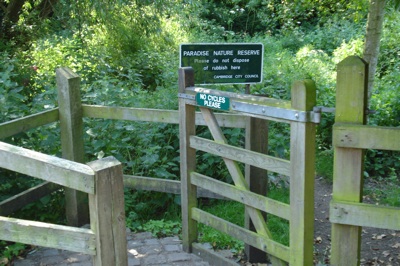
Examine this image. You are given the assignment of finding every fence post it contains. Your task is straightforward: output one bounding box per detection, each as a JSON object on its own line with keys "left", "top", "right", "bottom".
{"left": 87, "top": 156, "right": 127, "bottom": 266}
{"left": 245, "top": 116, "right": 268, "bottom": 263}
{"left": 330, "top": 56, "right": 367, "bottom": 265}
{"left": 179, "top": 67, "right": 197, "bottom": 252}
{"left": 56, "top": 67, "right": 89, "bottom": 226}
{"left": 289, "top": 79, "right": 316, "bottom": 265}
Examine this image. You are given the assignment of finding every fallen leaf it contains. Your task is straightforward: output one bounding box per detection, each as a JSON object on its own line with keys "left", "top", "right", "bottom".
{"left": 392, "top": 243, "right": 400, "bottom": 248}
{"left": 372, "top": 234, "right": 387, "bottom": 240}
{"left": 383, "top": 250, "right": 390, "bottom": 257}
{"left": 315, "top": 236, "right": 322, "bottom": 244}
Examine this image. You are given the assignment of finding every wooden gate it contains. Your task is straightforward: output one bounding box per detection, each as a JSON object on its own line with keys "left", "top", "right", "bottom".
{"left": 178, "top": 67, "right": 319, "bottom": 265}
{"left": 330, "top": 56, "right": 400, "bottom": 265}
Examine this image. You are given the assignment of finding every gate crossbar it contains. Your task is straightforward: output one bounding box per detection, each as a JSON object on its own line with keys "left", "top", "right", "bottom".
{"left": 180, "top": 86, "right": 319, "bottom": 123}
{"left": 191, "top": 172, "right": 290, "bottom": 220}
{"left": 189, "top": 136, "right": 290, "bottom": 177}
{"left": 191, "top": 208, "right": 290, "bottom": 261}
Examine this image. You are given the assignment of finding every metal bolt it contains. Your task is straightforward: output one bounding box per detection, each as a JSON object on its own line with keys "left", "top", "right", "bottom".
{"left": 295, "top": 113, "right": 299, "bottom": 119}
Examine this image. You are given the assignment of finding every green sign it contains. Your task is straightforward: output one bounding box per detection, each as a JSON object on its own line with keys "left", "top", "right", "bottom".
{"left": 180, "top": 43, "right": 263, "bottom": 85}
{"left": 196, "top": 93, "right": 230, "bottom": 111}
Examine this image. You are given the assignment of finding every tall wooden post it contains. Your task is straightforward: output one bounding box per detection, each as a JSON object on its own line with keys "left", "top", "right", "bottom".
{"left": 88, "top": 156, "right": 127, "bottom": 266}
{"left": 245, "top": 117, "right": 269, "bottom": 263}
{"left": 330, "top": 56, "right": 367, "bottom": 265}
{"left": 56, "top": 67, "right": 89, "bottom": 226}
{"left": 179, "top": 67, "right": 197, "bottom": 252}
{"left": 289, "top": 79, "right": 316, "bottom": 265}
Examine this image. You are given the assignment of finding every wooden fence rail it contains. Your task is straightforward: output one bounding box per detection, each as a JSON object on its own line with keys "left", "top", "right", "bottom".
{"left": 0, "top": 141, "right": 127, "bottom": 265}
{"left": 0, "top": 109, "right": 59, "bottom": 139}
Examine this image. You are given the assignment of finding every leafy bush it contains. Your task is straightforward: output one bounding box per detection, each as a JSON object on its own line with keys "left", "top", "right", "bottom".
{"left": 0, "top": 53, "right": 30, "bottom": 122}
{"left": 0, "top": 2, "right": 399, "bottom": 262}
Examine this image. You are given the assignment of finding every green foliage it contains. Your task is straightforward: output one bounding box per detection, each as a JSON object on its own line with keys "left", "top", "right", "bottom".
{"left": 0, "top": 242, "right": 26, "bottom": 263}
{"left": 364, "top": 174, "right": 400, "bottom": 207}
{"left": 0, "top": 52, "right": 30, "bottom": 122}
{"left": 142, "top": 219, "right": 182, "bottom": 238}
{"left": 198, "top": 200, "right": 245, "bottom": 252}
{"left": 316, "top": 148, "right": 334, "bottom": 181}
{"left": 194, "top": 0, "right": 368, "bottom": 39}
{"left": 0, "top": 0, "right": 399, "bottom": 260}
{"left": 198, "top": 183, "right": 290, "bottom": 252}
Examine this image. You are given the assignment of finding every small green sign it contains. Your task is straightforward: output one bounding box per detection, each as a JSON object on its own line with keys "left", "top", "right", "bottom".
{"left": 196, "top": 93, "right": 230, "bottom": 111}
{"left": 180, "top": 43, "right": 263, "bottom": 85}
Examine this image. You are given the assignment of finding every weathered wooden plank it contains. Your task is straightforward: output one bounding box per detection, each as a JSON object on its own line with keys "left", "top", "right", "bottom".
{"left": 0, "top": 141, "right": 94, "bottom": 193}
{"left": 124, "top": 175, "right": 181, "bottom": 193}
{"left": 190, "top": 136, "right": 290, "bottom": 176}
{"left": 191, "top": 208, "right": 290, "bottom": 262}
{"left": 330, "top": 201, "right": 400, "bottom": 230}
{"left": 88, "top": 157, "right": 128, "bottom": 266}
{"left": 179, "top": 67, "right": 198, "bottom": 253}
{"left": 334, "top": 124, "right": 400, "bottom": 151}
{"left": 0, "top": 182, "right": 60, "bottom": 216}
{"left": 0, "top": 216, "right": 95, "bottom": 254}
{"left": 191, "top": 172, "right": 290, "bottom": 220}
{"left": 82, "top": 105, "right": 246, "bottom": 128}
{"left": 192, "top": 242, "right": 240, "bottom": 266}
{"left": 123, "top": 175, "right": 223, "bottom": 199}
{"left": 331, "top": 56, "right": 367, "bottom": 266}
{"left": 57, "top": 67, "right": 89, "bottom": 226}
{"left": 245, "top": 115, "right": 269, "bottom": 263}
{"left": 289, "top": 79, "right": 316, "bottom": 266}
{"left": 0, "top": 109, "right": 59, "bottom": 139}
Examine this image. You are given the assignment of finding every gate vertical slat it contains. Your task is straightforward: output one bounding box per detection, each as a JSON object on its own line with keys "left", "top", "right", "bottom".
{"left": 179, "top": 67, "right": 198, "bottom": 252}
{"left": 245, "top": 117, "right": 268, "bottom": 263}
{"left": 289, "top": 80, "right": 316, "bottom": 266}
{"left": 56, "top": 67, "right": 89, "bottom": 226}
{"left": 330, "top": 56, "right": 368, "bottom": 265}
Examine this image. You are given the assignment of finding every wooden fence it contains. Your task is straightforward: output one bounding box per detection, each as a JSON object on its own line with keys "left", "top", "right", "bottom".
{"left": 330, "top": 56, "right": 400, "bottom": 265}
{"left": 0, "top": 66, "right": 320, "bottom": 265}
{"left": 178, "top": 67, "right": 319, "bottom": 265}
{"left": 0, "top": 68, "right": 127, "bottom": 265}
{"left": 2, "top": 57, "right": 397, "bottom": 265}
{"left": 0, "top": 143, "right": 127, "bottom": 265}
{"left": 0, "top": 67, "right": 248, "bottom": 265}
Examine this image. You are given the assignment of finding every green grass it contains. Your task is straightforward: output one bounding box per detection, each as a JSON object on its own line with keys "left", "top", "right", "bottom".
{"left": 364, "top": 180, "right": 400, "bottom": 207}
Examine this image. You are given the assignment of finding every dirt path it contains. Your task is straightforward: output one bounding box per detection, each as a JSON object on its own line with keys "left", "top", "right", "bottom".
{"left": 314, "top": 177, "right": 400, "bottom": 265}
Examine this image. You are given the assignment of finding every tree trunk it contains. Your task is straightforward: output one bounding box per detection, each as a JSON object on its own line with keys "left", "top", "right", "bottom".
{"left": 5, "top": 0, "right": 25, "bottom": 23}
{"left": 363, "top": 0, "right": 386, "bottom": 104}
{"left": 37, "top": 0, "right": 59, "bottom": 19}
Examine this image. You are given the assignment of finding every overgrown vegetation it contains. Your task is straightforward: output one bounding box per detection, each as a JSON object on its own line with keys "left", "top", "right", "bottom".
{"left": 0, "top": 0, "right": 399, "bottom": 262}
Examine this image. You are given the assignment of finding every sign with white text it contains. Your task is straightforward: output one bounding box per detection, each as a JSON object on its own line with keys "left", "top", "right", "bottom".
{"left": 196, "top": 93, "right": 230, "bottom": 111}
{"left": 180, "top": 43, "right": 263, "bottom": 85}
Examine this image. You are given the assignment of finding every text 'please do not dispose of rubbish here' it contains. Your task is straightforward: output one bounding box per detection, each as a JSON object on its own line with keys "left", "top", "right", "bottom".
{"left": 180, "top": 43, "right": 263, "bottom": 85}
